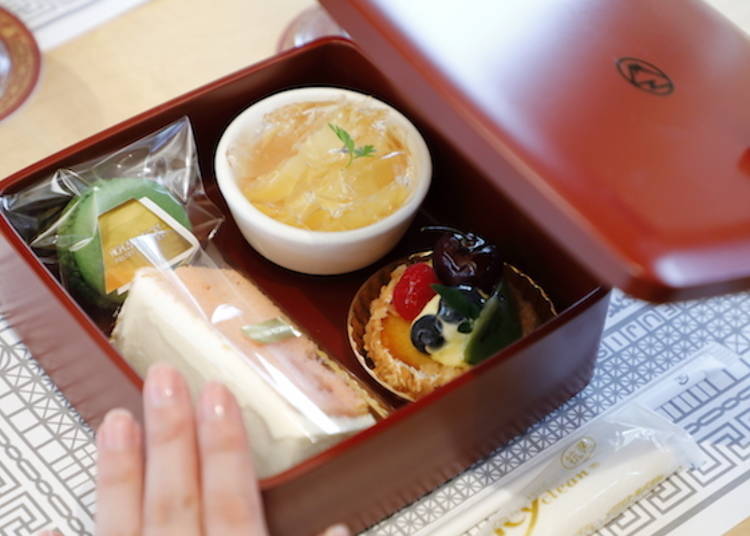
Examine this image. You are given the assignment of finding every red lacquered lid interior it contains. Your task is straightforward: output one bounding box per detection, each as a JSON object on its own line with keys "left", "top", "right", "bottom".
{"left": 320, "top": 0, "right": 750, "bottom": 302}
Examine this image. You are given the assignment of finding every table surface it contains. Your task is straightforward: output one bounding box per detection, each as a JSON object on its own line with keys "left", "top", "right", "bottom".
{"left": 0, "top": 0, "right": 317, "bottom": 179}
{"left": 1, "top": 1, "right": 750, "bottom": 535}
{"left": 0, "top": 0, "right": 747, "bottom": 181}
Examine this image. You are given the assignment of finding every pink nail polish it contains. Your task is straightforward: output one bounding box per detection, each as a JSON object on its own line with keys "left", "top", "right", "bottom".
{"left": 98, "top": 409, "right": 136, "bottom": 451}
{"left": 146, "top": 364, "right": 178, "bottom": 407}
{"left": 201, "top": 382, "right": 230, "bottom": 420}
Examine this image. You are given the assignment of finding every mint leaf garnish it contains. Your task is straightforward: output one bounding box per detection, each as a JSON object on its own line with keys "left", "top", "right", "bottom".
{"left": 328, "top": 123, "right": 376, "bottom": 166}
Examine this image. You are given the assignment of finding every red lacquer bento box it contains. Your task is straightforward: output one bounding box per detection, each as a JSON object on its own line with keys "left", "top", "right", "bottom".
{"left": 0, "top": 39, "right": 607, "bottom": 533}
{"left": 1, "top": 0, "right": 748, "bottom": 533}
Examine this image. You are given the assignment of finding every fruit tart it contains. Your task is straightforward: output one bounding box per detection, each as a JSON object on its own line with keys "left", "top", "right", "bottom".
{"left": 349, "top": 227, "right": 557, "bottom": 400}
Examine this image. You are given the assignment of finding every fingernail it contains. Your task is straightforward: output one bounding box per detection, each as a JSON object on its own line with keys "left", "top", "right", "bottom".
{"left": 200, "top": 382, "right": 230, "bottom": 421}
{"left": 321, "top": 524, "right": 351, "bottom": 536}
{"left": 97, "top": 409, "right": 137, "bottom": 450}
{"left": 37, "top": 530, "right": 61, "bottom": 536}
{"left": 146, "top": 364, "right": 179, "bottom": 407}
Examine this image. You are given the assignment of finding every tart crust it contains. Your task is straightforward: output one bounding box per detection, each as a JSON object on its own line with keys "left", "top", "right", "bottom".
{"left": 362, "top": 262, "right": 556, "bottom": 400}
{"left": 363, "top": 264, "right": 467, "bottom": 400}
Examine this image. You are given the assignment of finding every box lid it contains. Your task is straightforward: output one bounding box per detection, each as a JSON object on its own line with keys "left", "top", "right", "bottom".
{"left": 320, "top": 0, "right": 750, "bottom": 302}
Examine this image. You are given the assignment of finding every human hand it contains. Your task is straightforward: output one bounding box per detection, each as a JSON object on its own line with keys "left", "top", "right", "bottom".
{"left": 89, "top": 363, "right": 350, "bottom": 536}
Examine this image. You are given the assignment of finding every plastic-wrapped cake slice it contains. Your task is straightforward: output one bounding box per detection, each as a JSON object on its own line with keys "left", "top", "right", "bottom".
{"left": 112, "top": 265, "right": 388, "bottom": 478}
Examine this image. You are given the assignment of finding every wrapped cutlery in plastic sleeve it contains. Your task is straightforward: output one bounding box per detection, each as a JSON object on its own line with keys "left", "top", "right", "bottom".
{"left": 476, "top": 404, "right": 703, "bottom": 536}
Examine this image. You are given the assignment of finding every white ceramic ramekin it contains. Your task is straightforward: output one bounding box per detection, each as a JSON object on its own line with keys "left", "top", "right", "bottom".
{"left": 214, "top": 87, "right": 432, "bottom": 274}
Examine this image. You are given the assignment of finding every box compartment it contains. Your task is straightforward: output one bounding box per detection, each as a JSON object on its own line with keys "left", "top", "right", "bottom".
{"left": 0, "top": 39, "right": 609, "bottom": 534}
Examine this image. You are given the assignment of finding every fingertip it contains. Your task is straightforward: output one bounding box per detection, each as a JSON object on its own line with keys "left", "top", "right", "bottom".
{"left": 200, "top": 382, "right": 229, "bottom": 419}
{"left": 146, "top": 361, "right": 176, "bottom": 375}
{"left": 320, "top": 523, "right": 351, "bottom": 536}
{"left": 145, "top": 362, "right": 178, "bottom": 389}
{"left": 199, "top": 382, "right": 242, "bottom": 422}
{"left": 95, "top": 412, "right": 144, "bottom": 535}
{"left": 198, "top": 383, "right": 265, "bottom": 534}
{"left": 97, "top": 408, "right": 139, "bottom": 451}
{"left": 144, "top": 363, "right": 185, "bottom": 408}
{"left": 198, "top": 383, "right": 249, "bottom": 459}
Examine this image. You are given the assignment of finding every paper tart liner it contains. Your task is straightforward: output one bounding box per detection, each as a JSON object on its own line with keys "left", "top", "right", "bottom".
{"left": 348, "top": 251, "right": 557, "bottom": 401}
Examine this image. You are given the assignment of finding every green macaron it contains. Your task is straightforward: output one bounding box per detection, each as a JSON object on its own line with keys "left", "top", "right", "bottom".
{"left": 57, "top": 178, "right": 191, "bottom": 308}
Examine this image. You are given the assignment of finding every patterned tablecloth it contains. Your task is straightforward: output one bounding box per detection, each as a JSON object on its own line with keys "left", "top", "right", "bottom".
{"left": 1, "top": 288, "right": 750, "bottom": 536}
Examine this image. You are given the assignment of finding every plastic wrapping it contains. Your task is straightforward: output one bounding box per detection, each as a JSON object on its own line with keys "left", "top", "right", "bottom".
{"left": 474, "top": 404, "right": 703, "bottom": 536}
{"left": 1, "top": 117, "right": 388, "bottom": 478}
{"left": 111, "top": 245, "right": 388, "bottom": 477}
{"left": 1, "top": 117, "right": 223, "bottom": 313}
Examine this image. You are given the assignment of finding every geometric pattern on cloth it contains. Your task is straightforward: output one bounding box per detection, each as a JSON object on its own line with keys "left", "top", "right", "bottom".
{"left": 2, "top": 288, "right": 750, "bottom": 535}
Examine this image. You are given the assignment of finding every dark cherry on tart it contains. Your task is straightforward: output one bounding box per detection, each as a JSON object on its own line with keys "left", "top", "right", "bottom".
{"left": 350, "top": 228, "right": 557, "bottom": 401}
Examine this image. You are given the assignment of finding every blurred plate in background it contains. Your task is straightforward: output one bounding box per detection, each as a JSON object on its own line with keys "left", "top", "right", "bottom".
{"left": 0, "top": 6, "right": 40, "bottom": 121}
